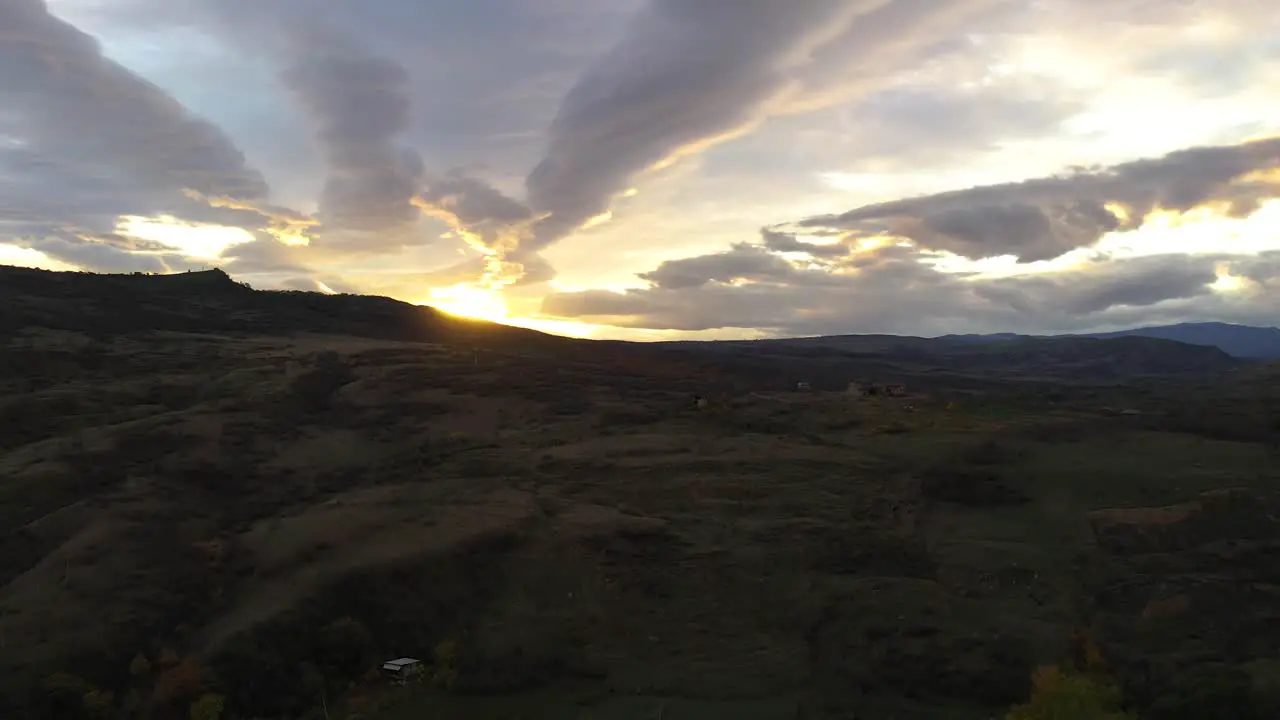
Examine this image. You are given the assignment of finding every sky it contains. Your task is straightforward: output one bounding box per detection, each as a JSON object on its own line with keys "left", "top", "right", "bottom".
{"left": 2, "top": 0, "right": 1279, "bottom": 340}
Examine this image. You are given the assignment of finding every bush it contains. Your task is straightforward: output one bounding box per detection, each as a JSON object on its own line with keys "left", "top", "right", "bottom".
{"left": 1145, "top": 665, "right": 1272, "bottom": 720}
{"left": 1004, "top": 666, "right": 1133, "bottom": 720}
{"left": 287, "top": 352, "right": 354, "bottom": 413}
{"left": 921, "top": 465, "right": 1028, "bottom": 506}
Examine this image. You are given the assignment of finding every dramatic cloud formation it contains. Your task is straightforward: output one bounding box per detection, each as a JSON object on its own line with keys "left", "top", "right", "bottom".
{"left": 541, "top": 134, "right": 1280, "bottom": 336}
{"left": 278, "top": 28, "right": 425, "bottom": 238}
{"left": 788, "top": 137, "right": 1280, "bottom": 263}
{"left": 5, "top": 0, "right": 1280, "bottom": 337}
{"left": 541, "top": 242, "right": 1280, "bottom": 337}
{"left": 162, "top": 0, "right": 430, "bottom": 246}
{"left": 524, "top": 0, "right": 863, "bottom": 247}
{"left": 0, "top": 0, "right": 284, "bottom": 271}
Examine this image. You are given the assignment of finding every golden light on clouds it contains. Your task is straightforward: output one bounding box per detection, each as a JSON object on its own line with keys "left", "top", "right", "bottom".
{"left": 1098, "top": 198, "right": 1280, "bottom": 257}
{"left": 1210, "top": 263, "right": 1249, "bottom": 293}
{"left": 581, "top": 210, "right": 614, "bottom": 231}
{"left": 0, "top": 243, "right": 76, "bottom": 271}
{"left": 115, "top": 215, "right": 256, "bottom": 260}
{"left": 182, "top": 190, "right": 316, "bottom": 247}
{"left": 1103, "top": 202, "right": 1132, "bottom": 225}
{"left": 925, "top": 198, "right": 1280, "bottom": 280}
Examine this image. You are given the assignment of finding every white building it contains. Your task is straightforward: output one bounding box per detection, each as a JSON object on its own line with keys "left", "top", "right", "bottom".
{"left": 381, "top": 657, "right": 421, "bottom": 685}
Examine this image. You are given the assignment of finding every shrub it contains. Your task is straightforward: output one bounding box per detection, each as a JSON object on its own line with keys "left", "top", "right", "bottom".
{"left": 1004, "top": 666, "right": 1133, "bottom": 720}
{"left": 921, "top": 465, "right": 1028, "bottom": 506}
{"left": 287, "top": 352, "right": 354, "bottom": 413}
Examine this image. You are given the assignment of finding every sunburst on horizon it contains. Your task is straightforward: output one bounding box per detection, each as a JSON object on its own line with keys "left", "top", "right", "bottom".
{"left": 419, "top": 282, "right": 603, "bottom": 338}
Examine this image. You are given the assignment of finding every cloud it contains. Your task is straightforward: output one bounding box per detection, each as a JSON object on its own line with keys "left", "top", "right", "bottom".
{"left": 788, "top": 136, "right": 1280, "bottom": 262}
{"left": 540, "top": 243, "right": 1235, "bottom": 336}
{"left": 542, "top": 136, "right": 1280, "bottom": 336}
{"left": 160, "top": 0, "right": 428, "bottom": 244}
{"left": 760, "top": 229, "right": 848, "bottom": 258}
{"left": 415, "top": 171, "right": 534, "bottom": 251}
{"left": 522, "top": 0, "right": 880, "bottom": 249}
{"left": 971, "top": 254, "right": 1219, "bottom": 316}
{"left": 638, "top": 242, "right": 803, "bottom": 289}
{"left": 276, "top": 24, "right": 425, "bottom": 237}
{"left": 785, "top": 0, "right": 1011, "bottom": 111}
{"left": 0, "top": 0, "right": 274, "bottom": 248}
{"left": 14, "top": 234, "right": 196, "bottom": 274}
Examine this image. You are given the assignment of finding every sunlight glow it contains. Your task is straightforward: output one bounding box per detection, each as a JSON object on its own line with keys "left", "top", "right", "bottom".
{"left": 1210, "top": 263, "right": 1249, "bottom": 293}
{"left": 427, "top": 283, "right": 511, "bottom": 323}
{"left": 581, "top": 210, "right": 614, "bottom": 231}
{"left": 923, "top": 198, "right": 1280, "bottom": 279}
{"left": 420, "top": 282, "right": 605, "bottom": 338}
{"left": 116, "top": 215, "right": 255, "bottom": 260}
{"left": 0, "top": 243, "right": 77, "bottom": 271}
{"left": 1096, "top": 199, "right": 1280, "bottom": 257}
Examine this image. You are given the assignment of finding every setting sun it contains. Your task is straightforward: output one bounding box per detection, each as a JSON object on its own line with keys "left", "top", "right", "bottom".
{"left": 420, "top": 282, "right": 608, "bottom": 338}
{"left": 425, "top": 283, "right": 510, "bottom": 322}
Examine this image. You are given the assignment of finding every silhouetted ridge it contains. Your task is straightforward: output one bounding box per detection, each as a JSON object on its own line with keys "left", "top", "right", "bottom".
{"left": 0, "top": 265, "right": 557, "bottom": 348}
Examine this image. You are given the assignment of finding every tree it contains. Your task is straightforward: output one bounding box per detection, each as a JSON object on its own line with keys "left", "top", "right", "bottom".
{"left": 153, "top": 660, "right": 204, "bottom": 709}
{"left": 189, "top": 693, "right": 225, "bottom": 720}
{"left": 129, "top": 652, "right": 152, "bottom": 679}
{"left": 41, "top": 673, "right": 96, "bottom": 720}
{"left": 81, "top": 689, "right": 114, "bottom": 720}
{"left": 430, "top": 640, "right": 458, "bottom": 690}
{"left": 1005, "top": 666, "right": 1133, "bottom": 720}
{"left": 317, "top": 617, "right": 375, "bottom": 686}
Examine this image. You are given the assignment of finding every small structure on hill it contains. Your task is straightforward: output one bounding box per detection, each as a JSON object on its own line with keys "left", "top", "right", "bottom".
{"left": 795, "top": 381, "right": 812, "bottom": 392}
{"left": 693, "top": 394, "right": 708, "bottom": 410}
{"left": 885, "top": 384, "right": 907, "bottom": 397}
{"left": 382, "top": 657, "right": 421, "bottom": 685}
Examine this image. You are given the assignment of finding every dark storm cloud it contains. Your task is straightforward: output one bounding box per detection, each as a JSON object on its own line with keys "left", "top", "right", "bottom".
{"left": 0, "top": 0, "right": 276, "bottom": 247}
{"left": 790, "top": 136, "right": 1280, "bottom": 262}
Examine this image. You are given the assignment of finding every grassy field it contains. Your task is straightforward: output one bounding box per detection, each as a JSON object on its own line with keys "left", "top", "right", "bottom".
{"left": 2, "top": 308, "right": 1279, "bottom": 718}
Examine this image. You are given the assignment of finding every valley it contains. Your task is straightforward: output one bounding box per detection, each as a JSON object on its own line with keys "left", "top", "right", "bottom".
{"left": 1, "top": 268, "right": 1278, "bottom": 719}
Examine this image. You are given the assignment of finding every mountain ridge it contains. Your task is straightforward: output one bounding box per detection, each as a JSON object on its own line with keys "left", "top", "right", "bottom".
{"left": 940, "top": 321, "right": 1280, "bottom": 359}
{"left": 0, "top": 265, "right": 1260, "bottom": 382}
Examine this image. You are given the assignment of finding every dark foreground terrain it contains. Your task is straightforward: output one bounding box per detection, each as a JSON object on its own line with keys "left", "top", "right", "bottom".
{"left": 2, "top": 267, "right": 1279, "bottom": 719}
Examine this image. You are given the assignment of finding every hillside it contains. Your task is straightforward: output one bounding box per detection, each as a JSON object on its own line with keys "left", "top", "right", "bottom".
{"left": 0, "top": 266, "right": 560, "bottom": 349}
{"left": 1085, "top": 322, "right": 1280, "bottom": 359}
{"left": 2, "top": 267, "right": 1279, "bottom": 720}
{"left": 661, "top": 331, "right": 1241, "bottom": 384}
{"left": 943, "top": 322, "right": 1280, "bottom": 359}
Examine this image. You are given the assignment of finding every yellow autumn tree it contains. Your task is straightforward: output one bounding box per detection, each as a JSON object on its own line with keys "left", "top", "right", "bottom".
{"left": 430, "top": 640, "right": 458, "bottom": 690}
{"left": 189, "top": 692, "right": 225, "bottom": 720}
{"left": 1005, "top": 666, "right": 1133, "bottom": 720}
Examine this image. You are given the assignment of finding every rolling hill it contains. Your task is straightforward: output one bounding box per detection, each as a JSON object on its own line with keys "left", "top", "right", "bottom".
{"left": 944, "top": 322, "right": 1280, "bottom": 359}
{"left": 2, "top": 265, "right": 1244, "bottom": 385}
{"left": 1, "top": 265, "right": 1278, "bottom": 719}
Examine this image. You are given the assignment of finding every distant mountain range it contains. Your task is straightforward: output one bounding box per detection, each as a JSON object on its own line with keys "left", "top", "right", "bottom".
{"left": 2, "top": 265, "right": 1273, "bottom": 388}
{"left": 942, "top": 322, "right": 1280, "bottom": 359}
